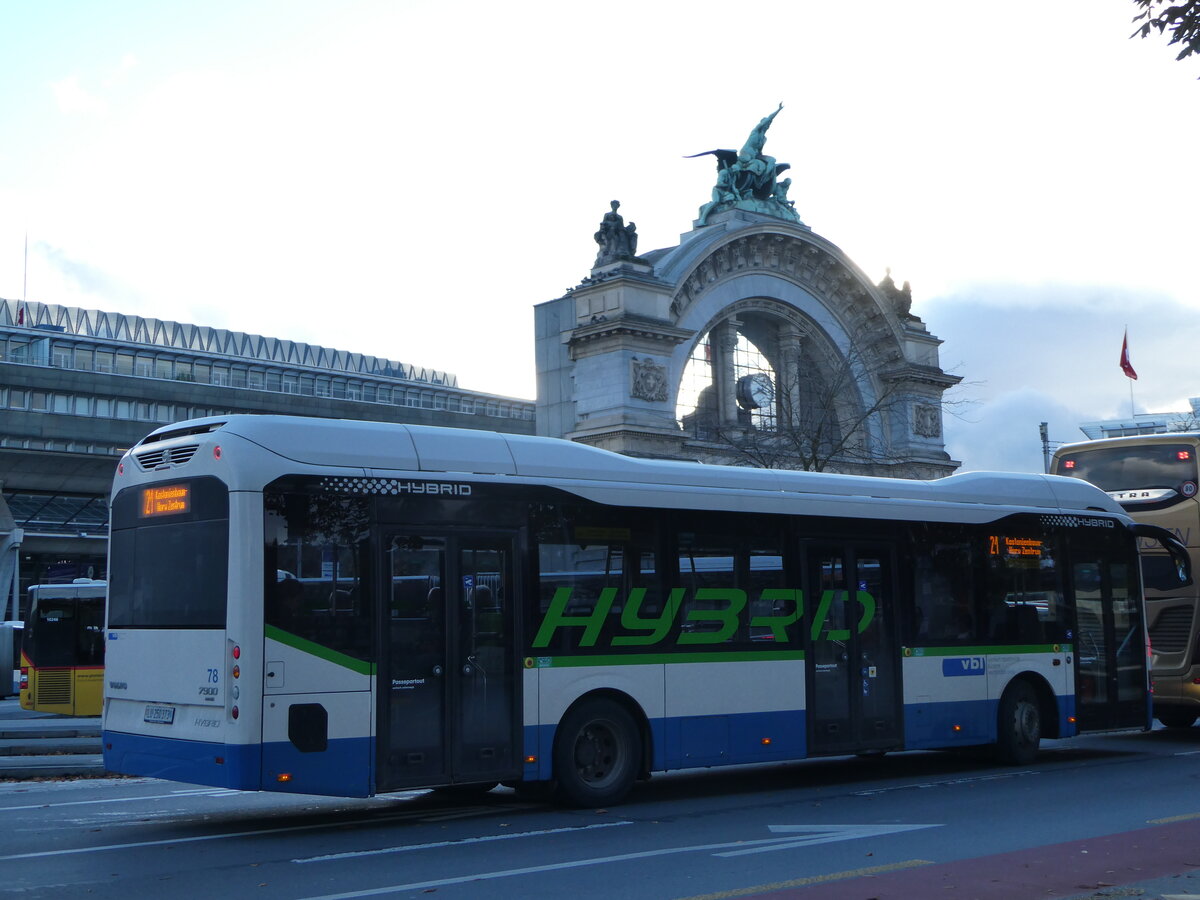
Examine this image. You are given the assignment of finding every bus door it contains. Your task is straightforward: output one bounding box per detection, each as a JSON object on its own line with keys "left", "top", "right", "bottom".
{"left": 806, "top": 545, "right": 902, "bottom": 755}
{"left": 379, "top": 532, "right": 520, "bottom": 791}
{"left": 1070, "top": 547, "right": 1148, "bottom": 732}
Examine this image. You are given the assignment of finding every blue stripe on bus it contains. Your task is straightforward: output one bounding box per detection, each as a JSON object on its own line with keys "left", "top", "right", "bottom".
{"left": 103, "top": 730, "right": 260, "bottom": 790}
{"left": 261, "top": 736, "right": 373, "bottom": 798}
{"left": 902, "top": 695, "right": 1077, "bottom": 748}
{"left": 524, "top": 694, "right": 1078, "bottom": 781}
{"left": 902, "top": 699, "right": 995, "bottom": 747}
{"left": 526, "top": 709, "right": 809, "bottom": 780}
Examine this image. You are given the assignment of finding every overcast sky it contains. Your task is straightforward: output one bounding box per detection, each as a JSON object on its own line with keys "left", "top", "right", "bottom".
{"left": 1, "top": 1, "right": 1197, "bottom": 473}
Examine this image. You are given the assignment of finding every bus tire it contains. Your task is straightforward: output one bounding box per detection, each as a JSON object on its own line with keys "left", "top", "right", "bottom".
{"left": 1156, "top": 709, "right": 1198, "bottom": 729}
{"left": 996, "top": 681, "right": 1041, "bottom": 765}
{"left": 553, "top": 698, "right": 639, "bottom": 808}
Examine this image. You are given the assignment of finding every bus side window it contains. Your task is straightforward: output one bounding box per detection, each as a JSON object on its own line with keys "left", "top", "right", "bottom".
{"left": 534, "top": 541, "right": 627, "bottom": 653}
{"left": 985, "top": 534, "right": 1065, "bottom": 644}
{"left": 912, "top": 536, "right": 976, "bottom": 644}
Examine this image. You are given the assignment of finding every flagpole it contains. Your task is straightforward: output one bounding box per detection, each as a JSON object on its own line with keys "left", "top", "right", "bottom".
{"left": 1126, "top": 324, "right": 1135, "bottom": 419}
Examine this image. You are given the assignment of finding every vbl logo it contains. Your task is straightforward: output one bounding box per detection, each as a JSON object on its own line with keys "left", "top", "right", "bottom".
{"left": 942, "top": 656, "right": 985, "bottom": 677}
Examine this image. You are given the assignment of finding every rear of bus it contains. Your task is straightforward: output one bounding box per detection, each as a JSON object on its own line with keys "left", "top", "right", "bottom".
{"left": 1053, "top": 434, "right": 1200, "bottom": 728}
{"left": 19, "top": 582, "right": 106, "bottom": 715}
{"left": 101, "top": 431, "right": 250, "bottom": 788}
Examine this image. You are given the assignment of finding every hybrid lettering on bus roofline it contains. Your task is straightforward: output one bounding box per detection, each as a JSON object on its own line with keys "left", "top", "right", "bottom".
{"left": 532, "top": 586, "right": 876, "bottom": 648}
{"left": 139, "top": 484, "right": 191, "bottom": 517}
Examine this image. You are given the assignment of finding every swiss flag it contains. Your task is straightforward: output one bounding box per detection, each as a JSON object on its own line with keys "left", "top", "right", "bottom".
{"left": 1120, "top": 330, "right": 1138, "bottom": 380}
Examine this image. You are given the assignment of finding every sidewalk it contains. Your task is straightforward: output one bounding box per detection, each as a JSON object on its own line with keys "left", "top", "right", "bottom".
{"left": 0, "top": 696, "right": 105, "bottom": 779}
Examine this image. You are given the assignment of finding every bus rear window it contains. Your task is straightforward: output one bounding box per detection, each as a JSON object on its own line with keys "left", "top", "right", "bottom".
{"left": 109, "top": 477, "right": 229, "bottom": 629}
{"left": 108, "top": 521, "right": 228, "bottom": 628}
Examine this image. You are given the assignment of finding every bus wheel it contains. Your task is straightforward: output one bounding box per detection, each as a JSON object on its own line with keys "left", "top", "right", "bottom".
{"left": 1156, "top": 709, "right": 1198, "bottom": 729}
{"left": 996, "top": 681, "right": 1041, "bottom": 765}
{"left": 554, "top": 698, "right": 639, "bottom": 807}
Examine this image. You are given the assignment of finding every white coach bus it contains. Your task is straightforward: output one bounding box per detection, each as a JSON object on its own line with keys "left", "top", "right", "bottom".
{"left": 101, "top": 415, "right": 1188, "bottom": 805}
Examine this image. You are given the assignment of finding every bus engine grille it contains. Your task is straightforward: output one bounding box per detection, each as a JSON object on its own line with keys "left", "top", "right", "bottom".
{"left": 134, "top": 444, "right": 199, "bottom": 470}
{"left": 35, "top": 668, "right": 73, "bottom": 706}
{"left": 1149, "top": 606, "right": 1195, "bottom": 654}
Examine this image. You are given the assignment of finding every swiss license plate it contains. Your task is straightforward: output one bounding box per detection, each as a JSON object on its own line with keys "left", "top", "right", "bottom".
{"left": 143, "top": 704, "right": 175, "bottom": 725}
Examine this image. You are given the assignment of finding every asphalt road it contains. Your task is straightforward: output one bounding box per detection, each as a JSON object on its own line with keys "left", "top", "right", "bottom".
{"left": 5, "top": 727, "right": 1200, "bottom": 899}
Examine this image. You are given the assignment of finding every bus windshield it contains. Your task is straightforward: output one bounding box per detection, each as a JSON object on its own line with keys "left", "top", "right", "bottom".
{"left": 1057, "top": 444, "right": 1198, "bottom": 496}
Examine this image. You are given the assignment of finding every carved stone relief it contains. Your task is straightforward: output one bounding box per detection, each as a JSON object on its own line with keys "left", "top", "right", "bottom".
{"left": 913, "top": 403, "right": 942, "bottom": 438}
{"left": 630, "top": 357, "right": 669, "bottom": 402}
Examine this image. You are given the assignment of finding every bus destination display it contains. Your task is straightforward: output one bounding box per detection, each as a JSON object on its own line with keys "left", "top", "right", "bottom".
{"left": 140, "top": 484, "right": 191, "bottom": 518}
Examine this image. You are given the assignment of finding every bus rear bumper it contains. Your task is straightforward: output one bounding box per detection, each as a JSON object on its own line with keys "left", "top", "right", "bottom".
{"left": 103, "top": 730, "right": 260, "bottom": 790}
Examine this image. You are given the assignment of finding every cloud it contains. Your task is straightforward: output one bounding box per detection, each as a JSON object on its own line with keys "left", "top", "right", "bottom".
{"left": 925, "top": 283, "right": 1200, "bottom": 472}
{"left": 945, "top": 389, "right": 1083, "bottom": 474}
{"left": 34, "top": 242, "right": 146, "bottom": 312}
{"left": 51, "top": 75, "right": 108, "bottom": 117}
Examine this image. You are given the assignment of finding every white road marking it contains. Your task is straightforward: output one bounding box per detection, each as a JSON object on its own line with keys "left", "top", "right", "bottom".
{"left": 293, "top": 821, "right": 634, "bottom": 863}
{"left": 0, "top": 789, "right": 241, "bottom": 812}
{"left": 715, "top": 823, "right": 940, "bottom": 857}
{"left": 0, "top": 804, "right": 526, "bottom": 860}
{"left": 296, "top": 823, "right": 943, "bottom": 899}
{"left": 853, "top": 770, "right": 1037, "bottom": 795}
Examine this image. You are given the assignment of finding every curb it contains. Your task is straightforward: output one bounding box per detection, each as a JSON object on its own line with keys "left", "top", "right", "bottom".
{"left": 0, "top": 737, "right": 103, "bottom": 755}
{"left": 0, "top": 726, "right": 101, "bottom": 741}
{"left": 0, "top": 754, "right": 106, "bottom": 780}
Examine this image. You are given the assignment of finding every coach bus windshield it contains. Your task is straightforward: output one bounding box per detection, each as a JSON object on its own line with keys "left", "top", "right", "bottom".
{"left": 1056, "top": 444, "right": 1199, "bottom": 499}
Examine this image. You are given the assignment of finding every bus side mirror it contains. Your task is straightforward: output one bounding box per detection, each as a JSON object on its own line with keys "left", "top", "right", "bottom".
{"left": 1130, "top": 523, "right": 1193, "bottom": 588}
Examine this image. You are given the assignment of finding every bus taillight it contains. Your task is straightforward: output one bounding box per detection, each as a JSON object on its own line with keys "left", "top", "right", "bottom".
{"left": 19, "top": 667, "right": 27, "bottom": 690}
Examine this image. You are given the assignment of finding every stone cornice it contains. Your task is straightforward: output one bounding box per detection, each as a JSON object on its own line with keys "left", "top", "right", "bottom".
{"left": 880, "top": 362, "right": 964, "bottom": 389}
{"left": 568, "top": 315, "right": 695, "bottom": 356}
{"left": 569, "top": 261, "right": 666, "bottom": 294}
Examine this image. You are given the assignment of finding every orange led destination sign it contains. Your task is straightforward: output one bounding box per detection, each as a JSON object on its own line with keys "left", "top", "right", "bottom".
{"left": 140, "top": 484, "right": 191, "bottom": 518}
{"left": 988, "top": 535, "right": 1044, "bottom": 557}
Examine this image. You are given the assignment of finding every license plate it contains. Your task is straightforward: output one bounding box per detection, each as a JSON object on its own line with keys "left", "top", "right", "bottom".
{"left": 143, "top": 704, "right": 175, "bottom": 725}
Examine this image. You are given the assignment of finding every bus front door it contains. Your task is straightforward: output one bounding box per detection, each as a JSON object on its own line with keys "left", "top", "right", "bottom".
{"left": 1071, "top": 551, "right": 1148, "bottom": 732}
{"left": 379, "top": 533, "right": 520, "bottom": 792}
{"left": 806, "top": 545, "right": 902, "bottom": 756}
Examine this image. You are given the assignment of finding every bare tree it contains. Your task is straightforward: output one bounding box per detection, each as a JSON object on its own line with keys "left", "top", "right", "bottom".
{"left": 1167, "top": 413, "right": 1200, "bottom": 432}
{"left": 705, "top": 337, "right": 967, "bottom": 475}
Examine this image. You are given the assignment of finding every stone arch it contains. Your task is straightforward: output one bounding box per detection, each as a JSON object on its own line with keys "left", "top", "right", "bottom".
{"left": 672, "top": 293, "right": 887, "bottom": 462}
{"left": 534, "top": 211, "right": 959, "bottom": 476}
{"left": 664, "top": 227, "right": 905, "bottom": 466}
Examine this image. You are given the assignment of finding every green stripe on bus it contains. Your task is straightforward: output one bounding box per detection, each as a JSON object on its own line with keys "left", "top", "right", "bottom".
{"left": 264, "top": 625, "right": 376, "bottom": 676}
{"left": 904, "top": 644, "right": 1072, "bottom": 657}
{"left": 529, "top": 649, "right": 806, "bottom": 668}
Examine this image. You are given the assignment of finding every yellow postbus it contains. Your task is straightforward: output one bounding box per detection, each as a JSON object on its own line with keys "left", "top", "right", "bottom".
{"left": 19, "top": 580, "right": 106, "bottom": 716}
{"left": 1052, "top": 434, "right": 1200, "bottom": 728}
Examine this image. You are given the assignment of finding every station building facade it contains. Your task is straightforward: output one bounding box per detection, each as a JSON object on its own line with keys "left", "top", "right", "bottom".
{"left": 1076, "top": 398, "right": 1200, "bottom": 440}
{"left": 0, "top": 299, "right": 534, "bottom": 617}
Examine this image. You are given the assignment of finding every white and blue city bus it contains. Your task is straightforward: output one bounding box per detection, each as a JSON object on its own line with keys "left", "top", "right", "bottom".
{"left": 101, "top": 415, "right": 1189, "bottom": 806}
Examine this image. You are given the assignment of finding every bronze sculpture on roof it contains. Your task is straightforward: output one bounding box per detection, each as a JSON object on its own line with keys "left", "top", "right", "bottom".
{"left": 689, "top": 104, "right": 801, "bottom": 226}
